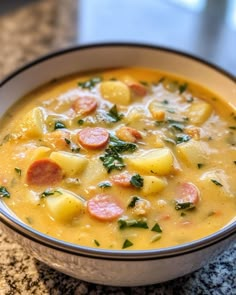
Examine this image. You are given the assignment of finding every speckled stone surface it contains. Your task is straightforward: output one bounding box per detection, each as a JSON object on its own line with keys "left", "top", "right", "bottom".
{"left": 0, "top": 1, "right": 235, "bottom": 294}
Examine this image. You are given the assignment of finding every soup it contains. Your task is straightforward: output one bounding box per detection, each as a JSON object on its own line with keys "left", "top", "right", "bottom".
{"left": 0, "top": 67, "right": 235, "bottom": 250}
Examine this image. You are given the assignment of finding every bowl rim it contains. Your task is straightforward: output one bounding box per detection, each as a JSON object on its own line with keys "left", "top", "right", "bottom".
{"left": 0, "top": 42, "right": 235, "bottom": 260}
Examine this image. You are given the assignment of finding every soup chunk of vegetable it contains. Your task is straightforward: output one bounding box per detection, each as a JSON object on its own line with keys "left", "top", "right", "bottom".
{"left": 0, "top": 67, "right": 235, "bottom": 250}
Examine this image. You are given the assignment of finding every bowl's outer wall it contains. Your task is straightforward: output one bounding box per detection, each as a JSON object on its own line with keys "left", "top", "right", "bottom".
{"left": 1, "top": 221, "right": 235, "bottom": 287}
{"left": 0, "top": 44, "right": 236, "bottom": 285}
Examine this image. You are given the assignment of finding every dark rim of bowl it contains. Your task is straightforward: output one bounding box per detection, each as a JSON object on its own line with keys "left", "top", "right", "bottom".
{"left": 0, "top": 42, "right": 235, "bottom": 261}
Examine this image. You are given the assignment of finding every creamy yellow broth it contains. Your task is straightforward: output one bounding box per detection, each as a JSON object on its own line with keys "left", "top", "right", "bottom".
{"left": 0, "top": 67, "right": 235, "bottom": 250}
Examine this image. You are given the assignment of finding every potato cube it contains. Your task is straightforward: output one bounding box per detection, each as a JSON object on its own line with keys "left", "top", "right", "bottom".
{"left": 45, "top": 189, "right": 85, "bottom": 223}
{"left": 142, "top": 176, "right": 167, "bottom": 195}
{"left": 20, "top": 107, "right": 45, "bottom": 138}
{"left": 50, "top": 151, "right": 88, "bottom": 176}
{"left": 148, "top": 101, "right": 166, "bottom": 120}
{"left": 31, "top": 146, "right": 51, "bottom": 160}
{"left": 188, "top": 102, "right": 212, "bottom": 125}
{"left": 176, "top": 140, "right": 208, "bottom": 167}
{"left": 100, "top": 81, "right": 131, "bottom": 105}
{"left": 126, "top": 148, "right": 174, "bottom": 175}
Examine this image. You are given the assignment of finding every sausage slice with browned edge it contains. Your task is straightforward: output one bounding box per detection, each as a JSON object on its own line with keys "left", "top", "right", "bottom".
{"left": 72, "top": 96, "right": 97, "bottom": 115}
{"left": 175, "top": 182, "right": 200, "bottom": 205}
{"left": 77, "top": 127, "right": 109, "bottom": 149}
{"left": 87, "top": 194, "right": 124, "bottom": 221}
{"left": 26, "top": 158, "right": 63, "bottom": 186}
{"left": 110, "top": 172, "right": 132, "bottom": 187}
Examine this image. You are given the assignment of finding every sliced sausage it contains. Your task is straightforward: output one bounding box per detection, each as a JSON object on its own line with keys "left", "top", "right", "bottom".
{"left": 110, "top": 172, "right": 132, "bottom": 187}
{"left": 129, "top": 82, "right": 147, "bottom": 97}
{"left": 87, "top": 193, "right": 124, "bottom": 221}
{"left": 26, "top": 159, "right": 63, "bottom": 186}
{"left": 175, "top": 182, "right": 200, "bottom": 205}
{"left": 77, "top": 127, "right": 109, "bottom": 149}
{"left": 72, "top": 96, "right": 97, "bottom": 115}
{"left": 116, "top": 126, "right": 142, "bottom": 143}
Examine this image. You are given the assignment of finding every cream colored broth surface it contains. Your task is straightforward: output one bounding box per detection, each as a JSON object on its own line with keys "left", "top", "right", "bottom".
{"left": 0, "top": 67, "right": 235, "bottom": 250}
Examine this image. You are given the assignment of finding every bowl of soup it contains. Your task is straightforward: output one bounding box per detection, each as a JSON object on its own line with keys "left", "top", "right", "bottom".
{"left": 0, "top": 43, "right": 235, "bottom": 286}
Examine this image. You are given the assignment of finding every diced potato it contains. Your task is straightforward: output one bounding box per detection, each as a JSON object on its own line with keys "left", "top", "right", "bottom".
{"left": 176, "top": 140, "right": 208, "bottom": 167}
{"left": 125, "top": 107, "right": 146, "bottom": 124}
{"left": 45, "top": 189, "right": 85, "bottom": 223}
{"left": 148, "top": 101, "right": 166, "bottom": 121}
{"left": 188, "top": 102, "right": 212, "bottom": 125}
{"left": 50, "top": 151, "right": 88, "bottom": 176}
{"left": 142, "top": 176, "right": 167, "bottom": 195}
{"left": 31, "top": 146, "right": 51, "bottom": 160}
{"left": 100, "top": 81, "right": 131, "bottom": 105}
{"left": 20, "top": 107, "right": 46, "bottom": 138}
{"left": 200, "top": 169, "right": 235, "bottom": 198}
{"left": 126, "top": 148, "right": 174, "bottom": 175}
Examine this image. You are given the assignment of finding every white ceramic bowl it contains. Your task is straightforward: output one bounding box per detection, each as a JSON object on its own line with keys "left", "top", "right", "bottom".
{"left": 0, "top": 43, "right": 235, "bottom": 286}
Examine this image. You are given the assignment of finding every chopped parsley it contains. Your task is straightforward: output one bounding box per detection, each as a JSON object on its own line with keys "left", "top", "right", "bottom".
{"left": 40, "top": 189, "right": 62, "bottom": 198}
{"left": 151, "top": 223, "right": 162, "bottom": 233}
{"left": 14, "top": 167, "right": 22, "bottom": 176}
{"left": 197, "top": 163, "right": 204, "bottom": 169}
{"left": 175, "top": 201, "right": 195, "bottom": 211}
{"left": 179, "top": 83, "right": 188, "bottom": 94}
{"left": 176, "top": 134, "right": 191, "bottom": 144}
{"left": 229, "top": 126, "right": 236, "bottom": 130}
{"left": 94, "top": 240, "right": 100, "bottom": 246}
{"left": 0, "top": 186, "right": 10, "bottom": 198}
{"left": 77, "top": 119, "right": 84, "bottom": 125}
{"left": 127, "top": 196, "right": 140, "bottom": 208}
{"left": 54, "top": 121, "right": 66, "bottom": 130}
{"left": 130, "top": 174, "right": 144, "bottom": 188}
{"left": 211, "top": 179, "right": 223, "bottom": 187}
{"left": 100, "top": 136, "right": 137, "bottom": 173}
{"left": 98, "top": 181, "right": 112, "bottom": 188}
{"left": 64, "top": 138, "right": 71, "bottom": 145}
{"left": 106, "top": 105, "right": 124, "bottom": 122}
{"left": 78, "top": 76, "right": 102, "bottom": 89}
{"left": 122, "top": 239, "right": 133, "bottom": 249}
{"left": 118, "top": 218, "right": 148, "bottom": 229}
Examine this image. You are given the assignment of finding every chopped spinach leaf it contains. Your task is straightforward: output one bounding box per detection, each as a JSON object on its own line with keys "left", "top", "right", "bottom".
{"left": 118, "top": 218, "right": 148, "bottom": 229}
{"left": 211, "top": 179, "right": 223, "bottom": 187}
{"left": 94, "top": 239, "right": 100, "bottom": 246}
{"left": 40, "top": 189, "right": 62, "bottom": 198}
{"left": 179, "top": 83, "right": 188, "bottom": 94}
{"left": 176, "top": 134, "right": 191, "bottom": 144}
{"left": 77, "top": 119, "right": 84, "bottom": 125}
{"left": 175, "top": 201, "right": 195, "bottom": 211}
{"left": 197, "top": 163, "right": 204, "bottom": 169}
{"left": 0, "top": 186, "right": 10, "bottom": 198}
{"left": 229, "top": 126, "right": 236, "bottom": 130}
{"left": 127, "top": 196, "right": 140, "bottom": 208}
{"left": 98, "top": 181, "right": 112, "bottom": 188}
{"left": 122, "top": 239, "right": 133, "bottom": 249}
{"left": 78, "top": 76, "right": 102, "bottom": 89}
{"left": 109, "top": 136, "right": 137, "bottom": 153}
{"left": 64, "top": 138, "right": 71, "bottom": 145}
{"left": 151, "top": 223, "right": 162, "bottom": 233}
{"left": 130, "top": 174, "right": 144, "bottom": 188}
{"left": 180, "top": 212, "right": 186, "bottom": 217}
{"left": 234, "top": 161, "right": 236, "bottom": 165}
{"left": 54, "top": 121, "right": 66, "bottom": 130}
{"left": 15, "top": 167, "right": 22, "bottom": 176}
{"left": 107, "top": 105, "right": 124, "bottom": 122}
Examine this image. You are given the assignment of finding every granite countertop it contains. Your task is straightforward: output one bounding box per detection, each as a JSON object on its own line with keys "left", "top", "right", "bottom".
{"left": 0, "top": 1, "right": 235, "bottom": 294}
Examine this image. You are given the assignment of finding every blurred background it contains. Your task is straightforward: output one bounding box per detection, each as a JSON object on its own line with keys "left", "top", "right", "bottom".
{"left": 0, "top": 0, "right": 236, "bottom": 79}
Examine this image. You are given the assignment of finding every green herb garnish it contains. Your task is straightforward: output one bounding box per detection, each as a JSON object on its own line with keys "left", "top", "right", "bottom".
{"left": 127, "top": 196, "right": 140, "bottom": 208}
{"left": 40, "top": 189, "right": 62, "bottom": 198}
{"left": 78, "top": 77, "right": 102, "bottom": 89}
{"left": 151, "top": 223, "right": 162, "bottom": 233}
{"left": 176, "top": 134, "right": 191, "bottom": 144}
{"left": 211, "top": 179, "right": 223, "bottom": 187}
{"left": 197, "top": 163, "right": 204, "bottom": 169}
{"left": 64, "top": 138, "right": 71, "bottom": 145}
{"left": 122, "top": 239, "right": 133, "bottom": 249}
{"left": 0, "top": 186, "right": 10, "bottom": 198}
{"left": 118, "top": 218, "right": 148, "bottom": 229}
{"left": 130, "top": 174, "right": 144, "bottom": 188}
{"left": 94, "top": 240, "right": 100, "bottom": 246}
{"left": 179, "top": 83, "right": 188, "bottom": 94}
{"left": 107, "top": 105, "right": 124, "bottom": 122}
{"left": 229, "top": 126, "right": 236, "bottom": 130}
{"left": 98, "top": 181, "right": 112, "bottom": 188}
{"left": 54, "top": 121, "right": 66, "bottom": 130}
{"left": 77, "top": 119, "right": 84, "bottom": 125}
{"left": 15, "top": 167, "right": 22, "bottom": 176}
{"left": 175, "top": 201, "right": 195, "bottom": 211}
